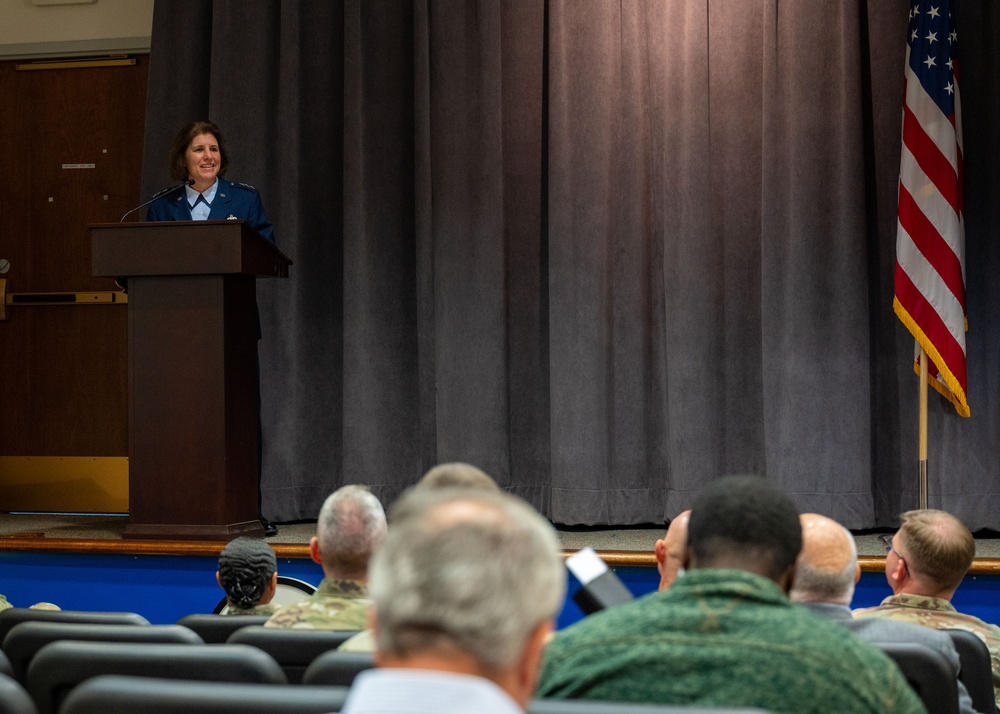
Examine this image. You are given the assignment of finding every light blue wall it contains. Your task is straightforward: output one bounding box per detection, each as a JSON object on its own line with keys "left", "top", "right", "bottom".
{"left": 0, "top": 551, "right": 324, "bottom": 623}
{"left": 2, "top": 551, "right": 999, "bottom": 630}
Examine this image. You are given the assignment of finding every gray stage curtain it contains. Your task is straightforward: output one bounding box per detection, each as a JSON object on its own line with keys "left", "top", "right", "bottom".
{"left": 141, "top": 0, "right": 1000, "bottom": 529}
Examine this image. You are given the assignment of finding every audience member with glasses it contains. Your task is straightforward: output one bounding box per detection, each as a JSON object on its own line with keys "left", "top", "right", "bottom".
{"left": 857, "top": 509, "right": 1000, "bottom": 712}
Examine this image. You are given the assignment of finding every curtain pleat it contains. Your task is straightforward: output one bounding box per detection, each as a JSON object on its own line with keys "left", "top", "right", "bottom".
{"left": 141, "top": 0, "right": 1000, "bottom": 528}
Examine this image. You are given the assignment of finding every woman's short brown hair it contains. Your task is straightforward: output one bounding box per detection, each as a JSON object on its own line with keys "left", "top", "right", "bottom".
{"left": 168, "top": 120, "right": 229, "bottom": 181}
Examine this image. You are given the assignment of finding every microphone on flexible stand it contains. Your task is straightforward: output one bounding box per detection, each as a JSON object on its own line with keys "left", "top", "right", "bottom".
{"left": 566, "top": 546, "right": 635, "bottom": 616}
{"left": 119, "top": 179, "right": 194, "bottom": 222}
{"left": 116, "top": 179, "right": 196, "bottom": 290}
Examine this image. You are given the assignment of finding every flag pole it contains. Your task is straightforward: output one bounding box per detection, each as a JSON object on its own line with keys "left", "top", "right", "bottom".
{"left": 918, "top": 349, "right": 929, "bottom": 509}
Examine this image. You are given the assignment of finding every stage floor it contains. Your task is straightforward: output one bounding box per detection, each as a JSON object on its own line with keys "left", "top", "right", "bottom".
{"left": 2, "top": 512, "right": 1000, "bottom": 559}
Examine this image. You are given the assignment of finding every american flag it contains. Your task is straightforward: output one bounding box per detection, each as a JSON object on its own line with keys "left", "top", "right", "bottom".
{"left": 893, "top": 0, "right": 968, "bottom": 417}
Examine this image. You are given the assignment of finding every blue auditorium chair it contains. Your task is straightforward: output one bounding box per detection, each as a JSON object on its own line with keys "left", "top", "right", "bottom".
{"left": 26, "top": 641, "right": 286, "bottom": 714}
{"left": 0, "top": 609, "right": 148, "bottom": 647}
{"left": 0, "top": 673, "right": 35, "bottom": 714}
{"left": 226, "top": 625, "right": 359, "bottom": 683}
{"left": 3, "top": 622, "right": 201, "bottom": 682}
{"left": 877, "top": 641, "right": 959, "bottom": 714}
{"left": 944, "top": 628, "right": 995, "bottom": 714}
{"left": 300, "top": 650, "right": 374, "bottom": 687}
{"left": 175, "top": 613, "right": 269, "bottom": 643}
{"left": 60, "top": 674, "right": 348, "bottom": 714}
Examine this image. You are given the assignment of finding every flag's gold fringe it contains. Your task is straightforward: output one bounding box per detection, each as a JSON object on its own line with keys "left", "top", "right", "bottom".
{"left": 894, "top": 297, "right": 971, "bottom": 417}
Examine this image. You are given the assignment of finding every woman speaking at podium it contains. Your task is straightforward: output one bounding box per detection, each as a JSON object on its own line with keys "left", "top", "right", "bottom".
{"left": 146, "top": 120, "right": 275, "bottom": 244}
{"left": 147, "top": 120, "right": 279, "bottom": 537}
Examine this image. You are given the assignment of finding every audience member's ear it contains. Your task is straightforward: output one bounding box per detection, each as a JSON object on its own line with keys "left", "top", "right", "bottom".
{"left": 260, "top": 571, "right": 279, "bottom": 604}
{"left": 654, "top": 538, "right": 667, "bottom": 568}
{"left": 215, "top": 571, "right": 223, "bottom": 589}
{"left": 515, "top": 619, "right": 555, "bottom": 708}
{"left": 777, "top": 563, "right": 797, "bottom": 595}
{"left": 309, "top": 536, "right": 322, "bottom": 565}
{"left": 368, "top": 607, "right": 384, "bottom": 666}
{"left": 853, "top": 562, "right": 862, "bottom": 585}
{"left": 887, "top": 550, "right": 907, "bottom": 589}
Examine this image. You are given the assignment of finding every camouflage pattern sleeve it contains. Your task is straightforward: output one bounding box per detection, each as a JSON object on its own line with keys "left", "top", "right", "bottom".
{"left": 855, "top": 594, "right": 1000, "bottom": 711}
{"left": 337, "top": 629, "right": 376, "bottom": 652}
{"left": 263, "top": 578, "right": 370, "bottom": 630}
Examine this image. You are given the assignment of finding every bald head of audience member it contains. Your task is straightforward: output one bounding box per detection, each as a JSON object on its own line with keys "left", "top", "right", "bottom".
{"left": 654, "top": 510, "right": 690, "bottom": 591}
{"left": 789, "top": 513, "right": 859, "bottom": 606}
{"left": 417, "top": 462, "right": 500, "bottom": 492}
{"left": 367, "top": 487, "right": 565, "bottom": 708}
{"left": 887, "top": 509, "right": 975, "bottom": 600}
{"left": 311, "top": 485, "right": 388, "bottom": 581}
{"left": 685, "top": 475, "right": 802, "bottom": 592}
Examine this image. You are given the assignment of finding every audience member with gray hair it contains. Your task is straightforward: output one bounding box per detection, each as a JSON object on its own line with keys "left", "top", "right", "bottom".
{"left": 217, "top": 536, "right": 279, "bottom": 615}
{"left": 340, "top": 487, "right": 565, "bottom": 714}
{"left": 265, "top": 485, "right": 387, "bottom": 629}
{"left": 338, "top": 462, "right": 501, "bottom": 654}
{"left": 416, "top": 461, "right": 500, "bottom": 492}
{"left": 792, "top": 513, "right": 978, "bottom": 714}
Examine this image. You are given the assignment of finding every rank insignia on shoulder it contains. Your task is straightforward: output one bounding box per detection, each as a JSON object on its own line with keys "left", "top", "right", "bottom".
{"left": 233, "top": 182, "right": 257, "bottom": 191}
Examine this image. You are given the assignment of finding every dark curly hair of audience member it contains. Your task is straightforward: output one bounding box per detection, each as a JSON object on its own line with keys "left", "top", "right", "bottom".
{"left": 217, "top": 537, "right": 277, "bottom": 610}
{"left": 687, "top": 474, "right": 802, "bottom": 582}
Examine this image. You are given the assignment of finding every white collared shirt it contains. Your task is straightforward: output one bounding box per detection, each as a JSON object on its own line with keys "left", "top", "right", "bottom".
{"left": 341, "top": 668, "right": 523, "bottom": 714}
{"left": 185, "top": 179, "right": 219, "bottom": 220}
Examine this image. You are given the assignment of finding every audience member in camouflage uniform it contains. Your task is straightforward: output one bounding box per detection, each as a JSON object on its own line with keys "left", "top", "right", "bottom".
{"left": 854, "top": 509, "right": 1000, "bottom": 711}
{"left": 0, "top": 594, "right": 10, "bottom": 611}
{"left": 336, "top": 463, "right": 500, "bottom": 653}
{"left": 265, "top": 485, "right": 386, "bottom": 629}
{"left": 217, "top": 536, "right": 280, "bottom": 615}
{"left": 792, "top": 513, "right": 978, "bottom": 714}
{"left": 537, "top": 476, "right": 926, "bottom": 714}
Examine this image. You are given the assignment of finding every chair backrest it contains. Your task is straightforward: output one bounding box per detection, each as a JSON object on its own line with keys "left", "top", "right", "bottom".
{"left": 26, "top": 642, "right": 286, "bottom": 714}
{"left": 175, "top": 614, "right": 270, "bottom": 644}
{"left": 0, "top": 609, "right": 148, "bottom": 648}
{"left": 301, "top": 650, "right": 375, "bottom": 687}
{"left": 528, "top": 701, "right": 772, "bottom": 714}
{"left": 877, "top": 642, "right": 959, "bottom": 714}
{"left": 3, "top": 622, "right": 203, "bottom": 682}
{"left": 944, "top": 628, "right": 995, "bottom": 714}
{"left": 226, "top": 626, "right": 360, "bottom": 683}
{"left": 61, "top": 674, "right": 349, "bottom": 714}
{"left": 214, "top": 576, "right": 317, "bottom": 614}
{"left": 0, "top": 673, "right": 36, "bottom": 714}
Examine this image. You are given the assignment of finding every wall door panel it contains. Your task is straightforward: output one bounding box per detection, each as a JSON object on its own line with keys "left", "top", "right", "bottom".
{"left": 0, "top": 56, "right": 147, "bottom": 512}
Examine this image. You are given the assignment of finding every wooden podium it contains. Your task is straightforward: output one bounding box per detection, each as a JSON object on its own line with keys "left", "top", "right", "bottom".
{"left": 90, "top": 221, "right": 291, "bottom": 540}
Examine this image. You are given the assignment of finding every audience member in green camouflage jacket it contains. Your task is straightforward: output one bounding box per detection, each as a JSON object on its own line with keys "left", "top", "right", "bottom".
{"left": 537, "top": 476, "right": 927, "bottom": 714}
{"left": 264, "top": 578, "right": 369, "bottom": 629}
{"left": 265, "top": 485, "right": 386, "bottom": 630}
{"left": 0, "top": 594, "right": 10, "bottom": 611}
{"left": 854, "top": 509, "right": 1000, "bottom": 711}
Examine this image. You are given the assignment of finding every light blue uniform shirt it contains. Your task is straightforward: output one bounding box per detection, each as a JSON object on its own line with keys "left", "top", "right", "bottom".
{"left": 185, "top": 179, "right": 219, "bottom": 220}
